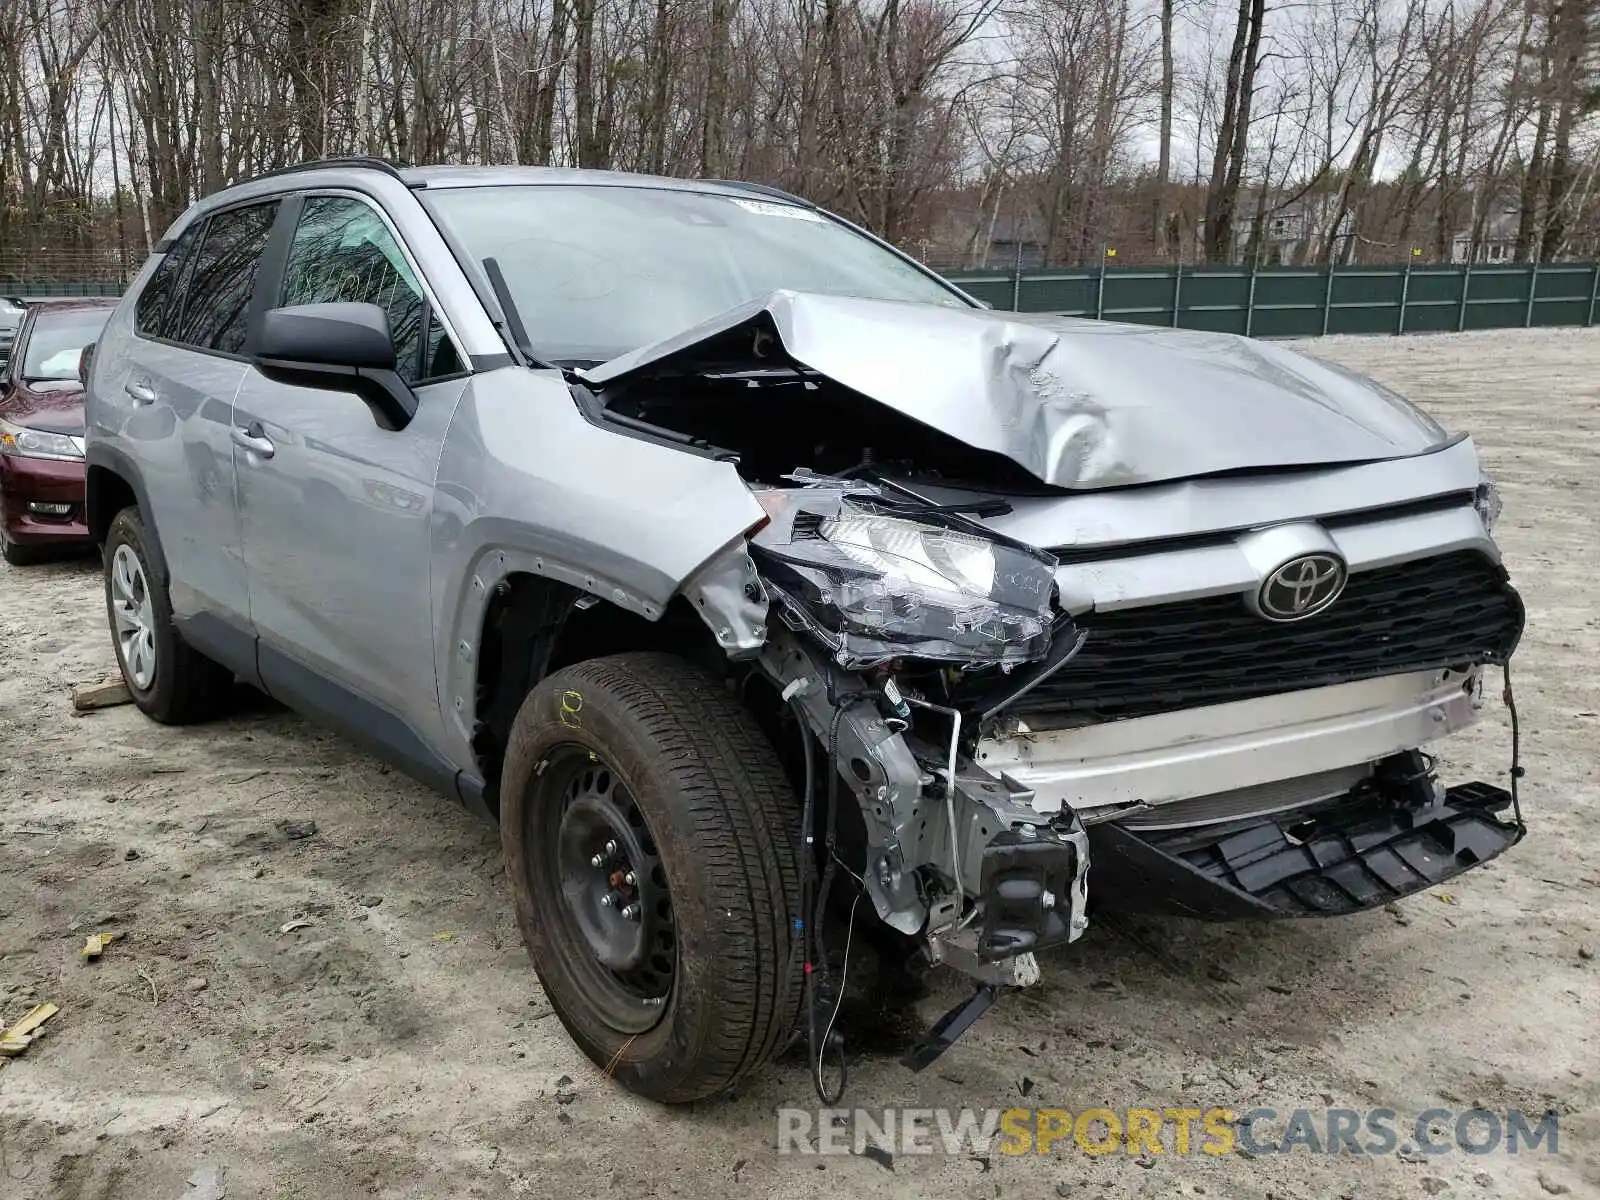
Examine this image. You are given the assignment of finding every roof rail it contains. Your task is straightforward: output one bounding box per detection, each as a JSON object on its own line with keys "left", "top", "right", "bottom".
{"left": 702, "top": 179, "right": 815, "bottom": 208}
{"left": 240, "top": 156, "right": 415, "bottom": 187}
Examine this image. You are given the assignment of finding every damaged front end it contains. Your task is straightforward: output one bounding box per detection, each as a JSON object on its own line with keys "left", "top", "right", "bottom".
{"left": 681, "top": 476, "right": 1094, "bottom": 1076}
{"left": 606, "top": 288, "right": 1527, "bottom": 1088}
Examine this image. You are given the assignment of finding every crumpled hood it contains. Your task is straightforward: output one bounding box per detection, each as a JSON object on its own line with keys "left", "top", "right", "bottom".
{"left": 584, "top": 290, "right": 1451, "bottom": 490}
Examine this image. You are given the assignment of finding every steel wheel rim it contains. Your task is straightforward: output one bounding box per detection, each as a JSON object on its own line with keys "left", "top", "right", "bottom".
{"left": 542, "top": 746, "right": 678, "bottom": 1034}
{"left": 111, "top": 543, "right": 157, "bottom": 691}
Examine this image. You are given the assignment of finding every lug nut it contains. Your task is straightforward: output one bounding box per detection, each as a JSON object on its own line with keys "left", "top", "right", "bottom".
{"left": 623, "top": 871, "right": 636, "bottom": 887}
{"left": 1041, "top": 889, "right": 1057, "bottom": 910}
{"left": 603, "top": 839, "right": 618, "bottom": 856}
{"left": 600, "top": 892, "right": 617, "bottom": 908}
{"left": 620, "top": 903, "right": 641, "bottom": 921}
{"left": 590, "top": 853, "right": 605, "bottom": 868}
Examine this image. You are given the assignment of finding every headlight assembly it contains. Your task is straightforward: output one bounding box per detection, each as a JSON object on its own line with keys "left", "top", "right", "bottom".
{"left": 0, "top": 418, "right": 83, "bottom": 462}
{"left": 748, "top": 483, "right": 1059, "bottom": 668}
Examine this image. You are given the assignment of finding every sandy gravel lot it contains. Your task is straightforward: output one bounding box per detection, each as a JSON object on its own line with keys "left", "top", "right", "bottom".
{"left": 2, "top": 328, "right": 1596, "bottom": 1200}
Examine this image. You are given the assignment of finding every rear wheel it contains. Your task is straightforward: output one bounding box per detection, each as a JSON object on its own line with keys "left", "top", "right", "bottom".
{"left": 500, "top": 652, "right": 801, "bottom": 1103}
{"left": 103, "top": 507, "right": 232, "bottom": 723}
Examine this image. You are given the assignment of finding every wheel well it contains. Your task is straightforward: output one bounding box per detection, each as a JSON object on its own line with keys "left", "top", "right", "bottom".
{"left": 86, "top": 465, "right": 137, "bottom": 546}
{"left": 471, "top": 574, "right": 726, "bottom": 817}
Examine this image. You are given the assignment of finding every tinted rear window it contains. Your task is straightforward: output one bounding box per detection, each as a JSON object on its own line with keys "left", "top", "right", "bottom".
{"left": 169, "top": 202, "right": 279, "bottom": 353}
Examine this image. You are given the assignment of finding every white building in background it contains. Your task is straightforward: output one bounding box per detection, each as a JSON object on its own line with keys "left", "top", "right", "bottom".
{"left": 1451, "top": 211, "right": 1521, "bottom": 264}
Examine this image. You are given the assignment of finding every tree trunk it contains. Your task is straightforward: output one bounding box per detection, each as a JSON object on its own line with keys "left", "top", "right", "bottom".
{"left": 1154, "top": 0, "right": 1174, "bottom": 256}
{"left": 1203, "top": 0, "right": 1265, "bottom": 263}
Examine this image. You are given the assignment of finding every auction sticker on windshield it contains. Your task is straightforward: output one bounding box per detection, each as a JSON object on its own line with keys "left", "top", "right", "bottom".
{"left": 730, "top": 197, "right": 826, "bottom": 222}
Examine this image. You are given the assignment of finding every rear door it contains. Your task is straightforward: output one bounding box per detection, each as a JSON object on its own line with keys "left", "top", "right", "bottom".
{"left": 232, "top": 192, "right": 468, "bottom": 778}
{"left": 95, "top": 201, "right": 280, "bottom": 672}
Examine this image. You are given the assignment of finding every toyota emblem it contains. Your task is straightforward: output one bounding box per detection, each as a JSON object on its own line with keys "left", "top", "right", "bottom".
{"left": 1256, "top": 554, "right": 1347, "bottom": 621}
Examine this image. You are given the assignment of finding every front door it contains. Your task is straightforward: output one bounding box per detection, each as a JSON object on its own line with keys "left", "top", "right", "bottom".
{"left": 233, "top": 193, "right": 467, "bottom": 777}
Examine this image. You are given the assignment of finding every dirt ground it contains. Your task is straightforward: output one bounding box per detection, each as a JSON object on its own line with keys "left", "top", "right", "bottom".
{"left": 2, "top": 327, "right": 1596, "bottom": 1200}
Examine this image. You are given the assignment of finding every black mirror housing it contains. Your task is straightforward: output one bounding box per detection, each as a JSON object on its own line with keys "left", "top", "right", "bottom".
{"left": 254, "top": 302, "right": 415, "bottom": 428}
{"left": 258, "top": 302, "right": 398, "bottom": 370}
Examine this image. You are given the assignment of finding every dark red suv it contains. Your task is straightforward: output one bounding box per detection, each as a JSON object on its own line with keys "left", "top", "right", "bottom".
{"left": 0, "top": 298, "right": 116, "bottom": 564}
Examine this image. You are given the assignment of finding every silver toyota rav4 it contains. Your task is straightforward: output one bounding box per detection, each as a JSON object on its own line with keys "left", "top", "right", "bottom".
{"left": 85, "top": 159, "right": 1525, "bottom": 1103}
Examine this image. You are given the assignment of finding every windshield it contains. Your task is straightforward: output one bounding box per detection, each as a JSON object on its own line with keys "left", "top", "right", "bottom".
{"left": 425, "top": 184, "right": 970, "bottom": 363}
{"left": 21, "top": 309, "right": 110, "bottom": 381}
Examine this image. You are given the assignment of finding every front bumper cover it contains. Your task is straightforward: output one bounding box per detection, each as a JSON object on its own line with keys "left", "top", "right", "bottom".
{"left": 1088, "top": 776, "right": 1522, "bottom": 919}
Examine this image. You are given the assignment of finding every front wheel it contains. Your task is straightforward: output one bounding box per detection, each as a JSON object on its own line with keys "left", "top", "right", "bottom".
{"left": 500, "top": 652, "right": 802, "bottom": 1103}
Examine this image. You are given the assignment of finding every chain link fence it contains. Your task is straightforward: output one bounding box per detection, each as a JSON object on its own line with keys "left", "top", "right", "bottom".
{"left": 0, "top": 250, "right": 132, "bottom": 298}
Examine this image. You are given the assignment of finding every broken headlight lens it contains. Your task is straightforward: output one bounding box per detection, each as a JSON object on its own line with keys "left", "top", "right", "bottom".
{"left": 749, "top": 486, "right": 1058, "bottom": 668}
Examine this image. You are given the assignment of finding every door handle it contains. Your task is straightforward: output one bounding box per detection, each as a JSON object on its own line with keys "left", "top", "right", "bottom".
{"left": 231, "top": 422, "right": 276, "bottom": 460}
{"left": 124, "top": 380, "right": 156, "bottom": 405}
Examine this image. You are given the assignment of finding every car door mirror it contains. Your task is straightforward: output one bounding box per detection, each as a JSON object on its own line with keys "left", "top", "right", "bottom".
{"left": 255, "top": 302, "right": 415, "bottom": 428}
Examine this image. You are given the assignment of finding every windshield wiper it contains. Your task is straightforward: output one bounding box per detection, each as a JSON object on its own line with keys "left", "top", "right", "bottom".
{"left": 481, "top": 256, "right": 552, "bottom": 371}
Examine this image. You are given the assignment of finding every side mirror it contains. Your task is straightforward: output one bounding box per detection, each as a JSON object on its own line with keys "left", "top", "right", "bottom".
{"left": 78, "top": 342, "right": 95, "bottom": 384}
{"left": 255, "top": 302, "right": 414, "bottom": 427}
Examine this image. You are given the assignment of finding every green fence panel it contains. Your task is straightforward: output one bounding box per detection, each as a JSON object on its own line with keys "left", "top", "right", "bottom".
{"left": 0, "top": 278, "right": 123, "bottom": 297}
{"left": 1326, "top": 269, "right": 1402, "bottom": 335}
{"left": 1102, "top": 269, "right": 1180, "bottom": 325}
{"left": 1400, "top": 268, "right": 1463, "bottom": 334}
{"left": 1460, "top": 265, "right": 1530, "bottom": 331}
{"left": 1171, "top": 268, "right": 1251, "bottom": 334}
{"left": 1249, "top": 269, "right": 1327, "bottom": 338}
{"left": 945, "top": 273, "right": 1011, "bottom": 309}
{"left": 1531, "top": 265, "right": 1595, "bottom": 328}
{"left": 1017, "top": 271, "right": 1096, "bottom": 315}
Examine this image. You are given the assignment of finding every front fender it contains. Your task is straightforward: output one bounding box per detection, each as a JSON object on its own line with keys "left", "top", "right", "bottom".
{"left": 430, "top": 367, "right": 766, "bottom": 764}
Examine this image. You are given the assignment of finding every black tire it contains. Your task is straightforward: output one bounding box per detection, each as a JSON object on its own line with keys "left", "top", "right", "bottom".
{"left": 1, "top": 536, "right": 48, "bottom": 566}
{"left": 103, "top": 506, "right": 232, "bottom": 724}
{"left": 501, "top": 652, "right": 802, "bottom": 1103}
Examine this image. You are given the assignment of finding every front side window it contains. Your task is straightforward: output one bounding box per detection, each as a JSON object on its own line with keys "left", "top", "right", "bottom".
{"left": 170, "top": 202, "right": 279, "bottom": 353}
{"left": 423, "top": 184, "right": 971, "bottom": 364}
{"left": 280, "top": 196, "right": 459, "bottom": 385}
{"left": 18, "top": 309, "right": 112, "bottom": 382}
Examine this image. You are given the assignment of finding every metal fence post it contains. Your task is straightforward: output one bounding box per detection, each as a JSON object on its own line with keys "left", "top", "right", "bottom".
{"left": 1244, "top": 260, "right": 1258, "bottom": 337}
{"left": 1397, "top": 258, "right": 1413, "bottom": 335}
{"left": 1010, "top": 238, "right": 1023, "bottom": 313}
{"left": 1321, "top": 263, "right": 1336, "bottom": 336}
{"left": 1171, "top": 263, "right": 1183, "bottom": 327}
{"left": 1095, "top": 244, "right": 1107, "bottom": 319}
{"left": 1456, "top": 261, "right": 1471, "bottom": 332}
{"left": 1588, "top": 263, "right": 1599, "bottom": 327}
{"left": 1524, "top": 260, "right": 1539, "bottom": 327}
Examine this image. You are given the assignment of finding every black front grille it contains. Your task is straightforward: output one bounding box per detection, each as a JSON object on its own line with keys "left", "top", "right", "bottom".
{"left": 1004, "top": 551, "right": 1523, "bottom": 721}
